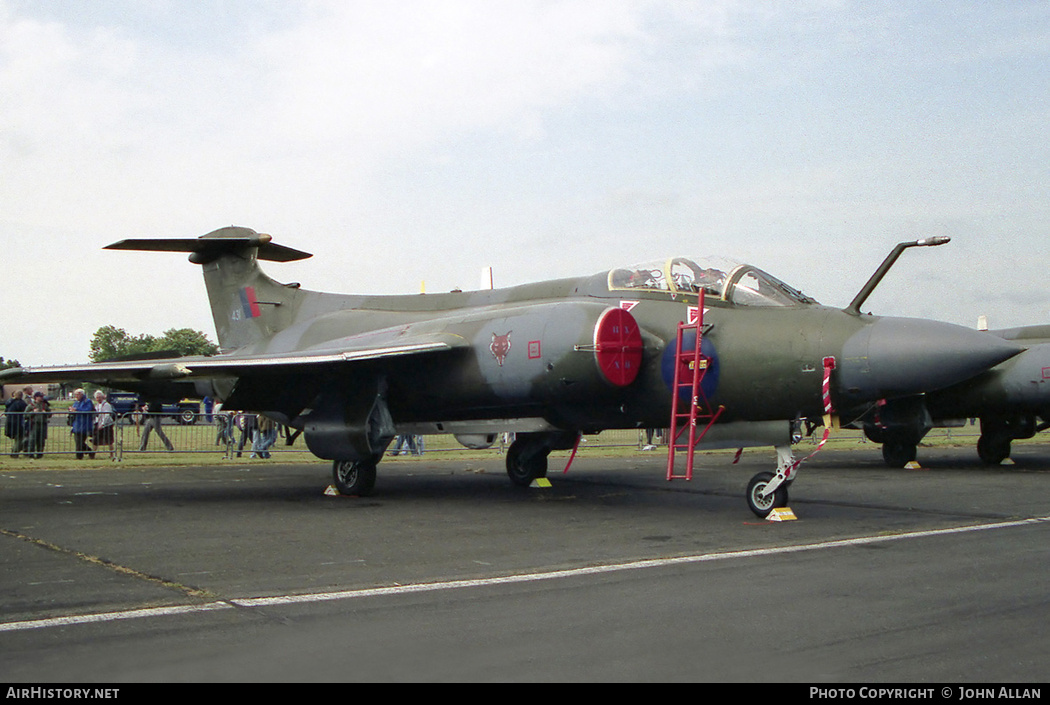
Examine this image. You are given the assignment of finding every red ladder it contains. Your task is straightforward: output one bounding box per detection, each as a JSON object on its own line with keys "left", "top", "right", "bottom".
{"left": 666, "top": 293, "right": 724, "bottom": 480}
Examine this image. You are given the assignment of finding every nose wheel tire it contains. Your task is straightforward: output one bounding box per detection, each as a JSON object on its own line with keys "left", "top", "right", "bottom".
{"left": 747, "top": 471, "right": 789, "bottom": 518}
{"left": 333, "top": 458, "right": 378, "bottom": 496}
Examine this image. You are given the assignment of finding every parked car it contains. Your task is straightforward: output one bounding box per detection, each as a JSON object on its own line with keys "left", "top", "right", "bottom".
{"left": 106, "top": 392, "right": 201, "bottom": 424}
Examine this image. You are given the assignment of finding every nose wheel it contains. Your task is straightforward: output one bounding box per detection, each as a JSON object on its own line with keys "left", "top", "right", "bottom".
{"left": 746, "top": 471, "right": 790, "bottom": 518}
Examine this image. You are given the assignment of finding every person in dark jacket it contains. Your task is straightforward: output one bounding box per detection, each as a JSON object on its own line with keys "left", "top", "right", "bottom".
{"left": 24, "top": 392, "right": 51, "bottom": 458}
{"left": 4, "top": 390, "right": 27, "bottom": 457}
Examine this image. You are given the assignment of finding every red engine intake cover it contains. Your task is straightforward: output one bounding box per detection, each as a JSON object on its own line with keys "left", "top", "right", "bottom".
{"left": 593, "top": 307, "right": 643, "bottom": 387}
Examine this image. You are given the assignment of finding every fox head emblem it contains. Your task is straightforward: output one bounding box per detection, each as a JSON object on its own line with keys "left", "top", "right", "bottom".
{"left": 490, "top": 331, "right": 512, "bottom": 367}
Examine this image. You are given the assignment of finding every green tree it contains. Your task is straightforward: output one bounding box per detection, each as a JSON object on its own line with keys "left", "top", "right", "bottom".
{"left": 156, "top": 328, "right": 219, "bottom": 357}
{"left": 89, "top": 326, "right": 157, "bottom": 362}
{"left": 0, "top": 356, "right": 21, "bottom": 370}
{"left": 89, "top": 326, "right": 217, "bottom": 362}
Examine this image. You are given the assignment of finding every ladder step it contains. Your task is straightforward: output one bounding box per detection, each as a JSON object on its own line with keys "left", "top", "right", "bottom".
{"left": 666, "top": 296, "right": 715, "bottom": 482}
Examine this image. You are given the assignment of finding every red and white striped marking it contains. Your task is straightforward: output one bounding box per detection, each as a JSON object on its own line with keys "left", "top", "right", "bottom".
{"left": 787, "top": 356, "right": 837, "bottom": 475}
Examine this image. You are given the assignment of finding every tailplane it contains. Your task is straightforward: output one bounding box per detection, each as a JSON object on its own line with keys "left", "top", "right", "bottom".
{"left": 106, "top": 226, "right": 313, "bottom": 351}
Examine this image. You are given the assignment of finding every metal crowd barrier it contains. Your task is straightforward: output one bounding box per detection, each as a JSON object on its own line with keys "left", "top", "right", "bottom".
{"left": 0, "top": 410, "right": 986, "bottom": 462}
{"left": 1, "top": 411, "right": 665, "bottom": 461}
{"left": 0, "top": 411, "right": 311, "bottom": 461}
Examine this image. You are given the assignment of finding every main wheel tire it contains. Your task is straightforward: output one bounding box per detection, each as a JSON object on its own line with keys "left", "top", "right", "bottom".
{"left": 882, "top": 440, "right": 917, "bottom": 468}
{"left": 333, "top": 459, "right": 377, "bottom": 496}
{"left": 746, "top": 471, "right": 789, "bottom": 518}
{"left": 863, "top": 425, "right": 886, "bottom": 444}
{"left": 506, "top": 440, "right": 548, "bottom": 487}
{"left": 977, "top": 434, "right": 1011, "bottom": 465}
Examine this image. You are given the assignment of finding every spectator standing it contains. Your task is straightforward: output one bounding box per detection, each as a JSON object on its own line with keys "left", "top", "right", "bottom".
{"left": 24, "top": 392, "right": 51, "bottom": 458}
{"left": 4, "top": 390, "right": 27, "bottom": 457}
{"left": 70, "top": 388, "right": 95, "bottom": 459}
{"left": 93, "top": 391, "right": 116, "bottom": 459}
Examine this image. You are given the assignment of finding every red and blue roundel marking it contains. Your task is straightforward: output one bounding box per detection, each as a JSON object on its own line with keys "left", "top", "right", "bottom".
{"left": 661, "top": 329, "right": 720, "bottom": 399}
{"left": 594, "top": 307, "right": 643, "bottom": 387}
{"left": 239, "top": 286, "right": 262, "bottom": 319}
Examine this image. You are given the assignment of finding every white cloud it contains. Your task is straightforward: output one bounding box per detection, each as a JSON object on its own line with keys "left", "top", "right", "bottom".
{"left": 244, "top": 2, "right": 648, "bottom": 156}
{"left": 1, "top": 1, "right": 666, "bottom": 233}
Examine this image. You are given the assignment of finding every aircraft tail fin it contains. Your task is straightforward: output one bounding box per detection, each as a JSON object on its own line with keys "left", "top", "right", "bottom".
{"left": 105, "top": 227, "right": 312, "bottom": 264}
{"left": 106, "top": 226, "right": 313, "bottom": 352}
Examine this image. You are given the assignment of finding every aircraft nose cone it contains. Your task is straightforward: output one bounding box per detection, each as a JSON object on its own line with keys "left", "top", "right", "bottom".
{"left": 838, "top": 317, "right": 1021, "bottom": 401}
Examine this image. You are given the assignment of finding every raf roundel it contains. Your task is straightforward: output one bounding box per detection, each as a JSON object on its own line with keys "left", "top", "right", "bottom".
{"left": 593, "top": 307, "right": 643, "bottom": 387}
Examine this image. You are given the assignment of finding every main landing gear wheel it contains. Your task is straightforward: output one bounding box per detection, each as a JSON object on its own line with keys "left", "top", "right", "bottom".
{"left": 746, "top": 471, "right": 789, "bottom": 519}
{"left": 882, "top": 439, "right": 917, "bottom": 468}
{"left": 977, "top": 434, "right": 1011, "bottom": 465}
{"left": 505, "top": 439, "right": 549, "bottom": 487}
{"left": 332, "top": 458, "right": 378, "bottom": 496}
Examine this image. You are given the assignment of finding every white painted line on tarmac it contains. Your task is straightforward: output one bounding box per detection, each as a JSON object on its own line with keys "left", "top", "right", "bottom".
{"left": 4, "top": 515, "right": 1048, "bottom": 632}
{"left": 232, "top": 515, "right": 1050, "bottom": 607}
{"left": 0, "top": 602, "right": 233, "bottom": 632}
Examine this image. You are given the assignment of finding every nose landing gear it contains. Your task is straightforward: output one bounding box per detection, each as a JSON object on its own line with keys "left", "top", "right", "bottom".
{"left": 746, "top": 445, "right": 796, "bottom": 518}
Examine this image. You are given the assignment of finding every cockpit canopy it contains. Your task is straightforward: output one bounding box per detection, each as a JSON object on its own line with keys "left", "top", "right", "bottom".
{"left": 608, "top": 257, "right": 817, "bottom": 307}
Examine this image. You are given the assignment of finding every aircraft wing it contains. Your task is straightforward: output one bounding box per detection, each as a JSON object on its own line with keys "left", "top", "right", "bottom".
{"left": 991, "top": 324, "right": 1050, "bottom": 347}
{"left": 0, "top": 334, "right": 464, "bottom": 386}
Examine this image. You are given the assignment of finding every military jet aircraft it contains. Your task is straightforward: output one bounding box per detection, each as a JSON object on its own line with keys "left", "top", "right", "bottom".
{"left": 860, "top": 324, "right": 1050, "bottom": 467}
{"left": 1, "top": 227, "right": 1022, "bottom": 516}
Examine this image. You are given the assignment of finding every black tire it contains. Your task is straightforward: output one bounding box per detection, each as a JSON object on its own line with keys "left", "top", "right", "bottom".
{"left": 882, "top": 440, "right": 917, "bottom": 468}
{"left": 332, "top": 459, "right": 377, "bottom": 496}
{"left": 746, "top": 471, "right": 788, "bottom": 518}
{"left": 179, "top": 409, "right": 197, "bottom": 425}
{"left": 863, "top": 425, "right": 886, "bottom": 444}
{"left": 506, "top": 439, "right": 549, "bottom": 487}
{"left": 977, "top": 434, "right": 1011, "bottom": 465}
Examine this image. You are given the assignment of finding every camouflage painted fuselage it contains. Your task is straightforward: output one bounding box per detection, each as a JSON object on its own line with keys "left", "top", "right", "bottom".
{"left": 204, "top": 246, "right": 1016, "bottom": 458}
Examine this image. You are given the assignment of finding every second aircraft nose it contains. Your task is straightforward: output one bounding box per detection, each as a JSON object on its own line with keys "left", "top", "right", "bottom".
{"left": 837, "top": 316, "right": 1022, "bottom": 403}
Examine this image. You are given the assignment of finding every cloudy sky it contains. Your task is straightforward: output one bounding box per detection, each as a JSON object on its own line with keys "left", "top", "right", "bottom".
{"left": 2, "top": 0, "right": 1048, "bottom": 365}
